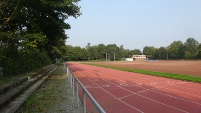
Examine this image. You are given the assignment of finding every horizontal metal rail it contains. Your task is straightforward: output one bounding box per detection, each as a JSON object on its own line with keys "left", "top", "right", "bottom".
{"left": 65, "top": 63, "right": 106, "bottom": 113}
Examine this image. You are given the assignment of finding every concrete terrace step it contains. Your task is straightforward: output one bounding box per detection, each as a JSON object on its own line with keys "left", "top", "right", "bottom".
{"left": 0, "top": 77, "right": 28, "bottom": 94}
{"left": 0, "top": 64, "right": 57, "bottom": 113}
{"left": 0, "top": 64, "right": 54, "bottom": 94}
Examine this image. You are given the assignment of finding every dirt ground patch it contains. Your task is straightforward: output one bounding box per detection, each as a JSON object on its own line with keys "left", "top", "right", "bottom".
{"left": 89, "top": 60, "right": 201, "bottom": 77}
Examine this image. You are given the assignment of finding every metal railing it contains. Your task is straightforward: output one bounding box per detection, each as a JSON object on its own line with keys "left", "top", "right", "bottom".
{"left": 64, "top": 63, "right": 106, "bottom": 113}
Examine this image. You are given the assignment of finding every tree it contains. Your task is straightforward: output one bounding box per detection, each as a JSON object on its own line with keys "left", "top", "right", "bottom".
{"left": 155, "top": 47, "right": 167, "bottom": 60}
{"left": 167, "top": 41, "right": 184, "bottom": 59}
{"left": 184, "top": 38, "right": 199, "bottom": 59}
{"left": 197, "top": 44, "right": 201, "bottom": 59}
{"left": 88, "top": 45, "right": 98, "bottom": 60}
{"left": 0, "top": 0, "right": 81, "bottom": 60}
{"left": 129, "top": 49, "right": 142, "bottom": 55}
{"left": 97, "top": 44, "right": 106, "bottom": 60}
{"left": 143, "top": 46, "right": 156, "bottom": 59}
{"left": 106, "top": 44, "right": 118, "bottom": 61}
{"left": 118, "top": 45, "right": 125, "bottom": 59}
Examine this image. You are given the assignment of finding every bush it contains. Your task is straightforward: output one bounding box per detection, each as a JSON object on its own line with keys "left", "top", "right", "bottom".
{"left": 0, "top": 49, "right": 51, "bottom": 76}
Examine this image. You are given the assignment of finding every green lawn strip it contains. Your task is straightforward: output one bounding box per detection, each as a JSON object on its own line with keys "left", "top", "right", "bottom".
{"left": 84, "top": 63, "right": 201, "bottom": 83}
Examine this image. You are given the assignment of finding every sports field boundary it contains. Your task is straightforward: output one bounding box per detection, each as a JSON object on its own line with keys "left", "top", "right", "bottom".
{"left": 83, "top": 63, "right": 201, "bottom": 83}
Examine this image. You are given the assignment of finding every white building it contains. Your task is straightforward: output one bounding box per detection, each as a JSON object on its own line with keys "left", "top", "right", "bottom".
{"left": 132, "top": 55, "right": 147, "bottom": 61}
{"left": 125, "top": 58, "right": 133, "bottom": 61}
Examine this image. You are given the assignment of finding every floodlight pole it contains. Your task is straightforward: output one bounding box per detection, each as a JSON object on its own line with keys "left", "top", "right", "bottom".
{"left": 106, "top": 51, "right": 107, "bottom": 61}
{"left": 114, "top": 52, "right": 115, "bottom": 61}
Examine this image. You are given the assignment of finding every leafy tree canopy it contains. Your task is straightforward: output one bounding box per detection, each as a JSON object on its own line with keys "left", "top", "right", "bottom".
{"left": 0, "top": 0, "right": 81, "bottom": 59}
{"left": 184, "top": 38, "right": 199, "bottom": 59}
{"left": 168, "top": 41, "right": 184, "bottom": 59}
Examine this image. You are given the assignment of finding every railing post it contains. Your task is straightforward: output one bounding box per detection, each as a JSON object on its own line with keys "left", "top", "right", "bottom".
{"left": 69, "top": 70, "right": 71, "bottom": 83}
{"left": 70, "top": 73, "right": 72, "bottom": 89}
{"left": 76, "top": 81, "right": 79, "bottom": 108}
{"left": 72, "top": 76, "right": 74, "bottom": 97}
{"left": 67, "top": 67, "right": 69, "bottom": 77}
{"left": 83, "top": 91, "right": 86, "bottom": 113}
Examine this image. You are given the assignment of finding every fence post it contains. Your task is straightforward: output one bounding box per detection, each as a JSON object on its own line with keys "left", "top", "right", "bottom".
{"left": 72, "top": 76, "right": 74, "bottom": 97}
{"left": 67, "top": 67, "right": 69, "bottom": 78}
{"left": 83, "top": 91, "right": 86, "bottom": 113}
{"left": 70, "top": 73, "right": 72, "bottom": 89}
{"left": 76, "top": 81, "right": 79, "bottom": 108}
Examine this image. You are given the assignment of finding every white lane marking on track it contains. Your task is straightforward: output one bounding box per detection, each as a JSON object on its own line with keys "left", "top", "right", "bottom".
{"left": 108, "top": 70, "right": 200, "bottom": 91}
{"left": 119, "top": 93, "right": 136, "bottom": 100}
{"left": 77, "top": 64, "right": 201, "bottom": 107}
{"left": 70, "top": 64, "right": 200, "bottom": 112}
{"left": 79, "top": 65, "right": 191, "bottom": 113}
{"left": 94, "top": 66, "right": 201, "bottom": 99}
{"left": 85, "top": 85, "right": 91, "bottom": 88}
{"left": 120, "top": 83, "right": 134, "bottom": 86}
{"left": 169, "top": 83, "right": 201, "bottom": 91}
{"left": 150, "top": 89, "right": 201, "bottom": 106}
{"left": 102, "top": 85, "right": 110, "bottom": 87}
{"left": 157, "top": 86, "right": 201, "bottom": 98}
{"left": 71, "top": 67, "right": 144, "bottom": 113}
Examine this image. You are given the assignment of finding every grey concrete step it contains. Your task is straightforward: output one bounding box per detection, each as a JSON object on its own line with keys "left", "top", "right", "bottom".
{"left": 0, "top": 64, "right": 54, "bottom": 95}
{"left": 0, "top": 66, "right": 57, "bottom": 113}
{"left": 0, "top": 64, "right": 57, "bottom": 112}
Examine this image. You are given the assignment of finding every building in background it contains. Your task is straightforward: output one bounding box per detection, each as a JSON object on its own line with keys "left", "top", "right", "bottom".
{"left": 132, "top": 55, "right": 147, "bottom": 61}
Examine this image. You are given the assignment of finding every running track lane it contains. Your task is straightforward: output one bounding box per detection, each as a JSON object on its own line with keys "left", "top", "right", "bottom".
{"left": 67, "top": 62, "right": 201, "bottom": 113}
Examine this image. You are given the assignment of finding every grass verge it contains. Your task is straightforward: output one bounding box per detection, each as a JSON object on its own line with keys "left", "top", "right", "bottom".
{"left": 84, "top": 63, "right": 201, "bottom": 83}
{"left": 19, "top": 64, "right": 67, "bottom": 113}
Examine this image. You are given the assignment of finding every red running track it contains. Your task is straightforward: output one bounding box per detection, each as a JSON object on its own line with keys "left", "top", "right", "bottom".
{"left": 67, "top": 62, "right": 201, "bottom": 113}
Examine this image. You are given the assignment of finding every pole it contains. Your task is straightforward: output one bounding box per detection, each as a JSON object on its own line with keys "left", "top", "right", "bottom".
{"left": 106, "top": 51, "right": 107, "bottom": 61}
{"left": 167, "top": 51, "right": 168, "bottom": 60}
{"left": 114, "top": 52, "right": 115, "bottom": 61}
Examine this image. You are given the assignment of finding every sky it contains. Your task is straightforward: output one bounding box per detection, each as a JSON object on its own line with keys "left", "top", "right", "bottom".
{"left": 65, "top": 0, "right": 201, "bottom": 51}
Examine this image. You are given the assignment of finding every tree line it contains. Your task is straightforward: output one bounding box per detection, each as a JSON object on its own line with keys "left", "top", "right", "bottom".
{"left": 64, "top": 37, "right": 201, "bottom": 61}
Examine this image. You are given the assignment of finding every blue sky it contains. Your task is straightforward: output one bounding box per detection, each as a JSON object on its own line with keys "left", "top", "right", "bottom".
{"left": 65, "top": 0, "right": 201, "bottom": 51}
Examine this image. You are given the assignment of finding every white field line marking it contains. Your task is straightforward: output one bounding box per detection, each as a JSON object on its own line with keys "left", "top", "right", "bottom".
{"left": 78, "top": 65, "right": 189, "bottom": 113}
{"left": 70, "top": 67, "right": 144, "bottom": 113}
